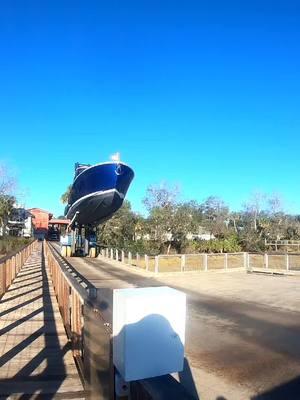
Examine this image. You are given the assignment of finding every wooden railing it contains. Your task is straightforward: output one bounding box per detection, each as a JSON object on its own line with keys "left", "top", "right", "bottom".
{"left": 44, "top": 241, "right": 89, "bottom": 376}
{"left": 0, "top": 240, "right": 37, "bottom": 298}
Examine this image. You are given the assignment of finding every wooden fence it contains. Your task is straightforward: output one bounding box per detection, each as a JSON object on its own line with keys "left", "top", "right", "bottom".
{"left": 100, "top": 248, "right": 300, "bottom": 274}
{"left": 0, "top": 240, "right": 37, "bottom": 298}
{"left": 247, "top": 252, "right": 300, "bottom": 272}
{"left": 100, "top": 248, "right": 248, "bottom": 273}
{"left": 265, "top": 239, "right": 300, "bottom": 252}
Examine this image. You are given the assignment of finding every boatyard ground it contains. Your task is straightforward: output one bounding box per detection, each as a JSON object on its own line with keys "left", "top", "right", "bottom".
{"left": 162, "top": 271, "right": 300, "bottom": 400}
{"left": 64, "top": 249, "right": 300, "bottom": 400}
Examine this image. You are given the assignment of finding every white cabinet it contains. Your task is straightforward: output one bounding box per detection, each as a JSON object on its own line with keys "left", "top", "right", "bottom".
{"left": 113, "top": 286, "right": 186, "bottom": 382}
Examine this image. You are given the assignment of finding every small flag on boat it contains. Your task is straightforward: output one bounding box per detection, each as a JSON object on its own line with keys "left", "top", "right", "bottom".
{"left": 111, "top": 152, "right": 120, "bottom": 162}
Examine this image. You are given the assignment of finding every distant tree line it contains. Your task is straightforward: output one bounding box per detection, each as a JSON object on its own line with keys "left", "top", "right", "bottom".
{"left": 98, "top": 183, "right": 300, "bottom": 255}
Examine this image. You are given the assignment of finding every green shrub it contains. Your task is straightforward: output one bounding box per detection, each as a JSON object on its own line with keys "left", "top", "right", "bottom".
{"left": 0, "top": 237, "right": 33, "bottom": 257}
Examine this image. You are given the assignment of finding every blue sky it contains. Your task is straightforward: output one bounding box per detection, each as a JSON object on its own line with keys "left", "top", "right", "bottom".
{"left": 0, "top": 1, "right": 300, "bottom": 216}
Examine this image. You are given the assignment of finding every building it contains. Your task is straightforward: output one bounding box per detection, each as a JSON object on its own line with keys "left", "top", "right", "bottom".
{"left": 48, "top": 218, "right": 70, "bottom": 241}
{"left": 28, "top": 208, "right": 53, "bottom": 240}
{"left": 7, "top": 208, "right": 34, "bottom": 237}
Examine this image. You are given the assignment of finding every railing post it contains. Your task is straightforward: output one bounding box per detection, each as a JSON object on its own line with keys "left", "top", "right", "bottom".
{"left": 264, "top": 253, "right": 269, "bottom": 269}
{"left": 243, "top": 252, "right": 248, "bottom": 269}
{"left": 2, "top": 261, "right": 7, "bottom": 293}
{"left": 203, "top": 254, "right": 208, "bottom": 271}
{"left": 155, "top": 256, "right": 159, "bottom": 273}
{"left": 181, "top": 255, "right": 186, "bottom": 272}
{"left": 224, "top": 253, "right": 228, "bottom": 270}
{"left": 110, "top": 248, "right": 113, "bottom": 259}
{"left": 136, "top": 253, "right": 140, "bottom": 267}
{"left": 7, "top": 259, "right": 11, "bottom": 287}
{"left": 105, "top": 248, "right": 109, "bottom": 258}
{"left": 115, "top": 249, "right": 119, "bottom": 261}
{"left": 121, "top": 250, "right": 125, "bottom": 263}
{"left": 128, "top": 251, "right": 132, "bottom": 265}
{"left": 145, "top": 255, "right": 149, "bottom": 271}
{"left": 286, "top": 253, "right": 289, "bottom": 271}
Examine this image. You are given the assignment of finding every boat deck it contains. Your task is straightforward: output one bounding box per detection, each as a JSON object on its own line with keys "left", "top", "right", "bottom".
{"left": 0, "top": 243, "right": 85, "bottom": 399}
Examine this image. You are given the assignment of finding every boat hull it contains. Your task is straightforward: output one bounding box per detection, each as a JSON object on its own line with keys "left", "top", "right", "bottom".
{"left": 65, "top": 162, "right": 134, "bottom": 226}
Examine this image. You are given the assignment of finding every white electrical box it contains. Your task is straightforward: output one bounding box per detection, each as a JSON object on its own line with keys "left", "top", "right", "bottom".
{"left": 113, "top": 286, "right": 186, "bottom": 382}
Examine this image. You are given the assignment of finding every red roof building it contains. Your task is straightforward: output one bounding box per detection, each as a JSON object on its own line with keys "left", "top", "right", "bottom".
{"left": 28, "top": 208, "right": 53, "bottom": 239}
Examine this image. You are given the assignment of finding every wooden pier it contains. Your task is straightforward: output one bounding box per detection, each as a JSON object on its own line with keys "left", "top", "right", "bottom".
{"left": 0, "top": 242, "right": 85, "bottom": 399}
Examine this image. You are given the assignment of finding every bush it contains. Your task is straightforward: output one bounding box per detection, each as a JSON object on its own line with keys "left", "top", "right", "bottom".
{"left": 122, "top": 239, "right": 161, "bottom": 256}
{"left": 223, "top": 235, "right": 242, "bottom": 253}
{"left": 0, "top": 237, "right": 33, "bottom": 257}
{"left": 103, "top": 235, "right": 243, "bottom": 256}
{"left": 182, "top": 235, "right": 242, "bottom": 254}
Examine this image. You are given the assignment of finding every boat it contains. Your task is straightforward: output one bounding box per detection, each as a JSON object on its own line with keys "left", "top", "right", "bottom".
{"left": 64, "top": 156, "right": 134, "bottom": 226}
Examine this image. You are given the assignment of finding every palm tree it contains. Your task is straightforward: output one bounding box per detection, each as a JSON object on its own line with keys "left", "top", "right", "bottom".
{"left": 60, "top": 185, "right": 72, "bottom": 204}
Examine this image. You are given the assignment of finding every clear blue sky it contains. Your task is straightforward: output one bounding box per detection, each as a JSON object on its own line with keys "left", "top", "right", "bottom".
{"left": 0, "top": 1, "right": 300, "bottom": 217}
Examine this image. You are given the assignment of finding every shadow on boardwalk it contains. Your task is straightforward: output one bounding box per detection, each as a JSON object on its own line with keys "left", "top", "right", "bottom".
{"left": 0, "top": 243, "right": 84, "bottom": 399}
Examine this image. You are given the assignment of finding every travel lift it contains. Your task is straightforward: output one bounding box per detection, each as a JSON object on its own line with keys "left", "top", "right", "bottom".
{"left": 60, "top": 211, "right": 98, "bottom": 258}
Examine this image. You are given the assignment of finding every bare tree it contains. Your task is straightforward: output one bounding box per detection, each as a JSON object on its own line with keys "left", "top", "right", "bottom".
{"left": 143, "top": 182, "right": 180, "bottom": 211}
{"left": 267, "top": 193, "right": 283, "bottom": 215}
{"left": 0, "top": 164, "right": 16, "bottom": 196}
{"left": 230, "top": 211, "right": 242, "bottom": 233}
{"left": 243, "top": 191, "right": 266, "bottom": 232}
{"left": 266, "top": 193, "right": 285, "bottom": 239}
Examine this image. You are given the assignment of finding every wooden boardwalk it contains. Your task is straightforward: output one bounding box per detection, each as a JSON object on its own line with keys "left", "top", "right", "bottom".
{"left": 0, "top": 242, "right": 85, "bottom": 399}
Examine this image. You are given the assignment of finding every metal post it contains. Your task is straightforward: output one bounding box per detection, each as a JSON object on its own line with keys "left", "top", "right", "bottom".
{"left": 264, "top": 253, "right": 269, "bottom": 269}
{"left": 128, "top": 251, "right": 132, "bottom": 265}
{"left": 155, "top": 256, "right": 159, "bottom": 273}
{"left": 286, "top": 253, "right": 289, "bottom": 271}
{"left": 121, "top": 250, "right": 125, "bottom": 263}
{"left": 115, "top": 249, "right": 119, "bottom": 261}
{"left": 181, "top": 255, "right": 186, "bottom": 272}
{"left": 224, "top": 253, "right": 228, "bottom": 270}
{"left": 145, "top": 255, "right": 149, "bottom": 271}
{"left": 247, "top": 253, "right": 250, "bottom": 271}
{"left": 203, "top": 254, "right": 208, "bottom": 271}
{"left": 105, "top": 248, "right": 109, "bottom": 258}
{"left": 110, "top": 248, "right": 113, "bottom": 259}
